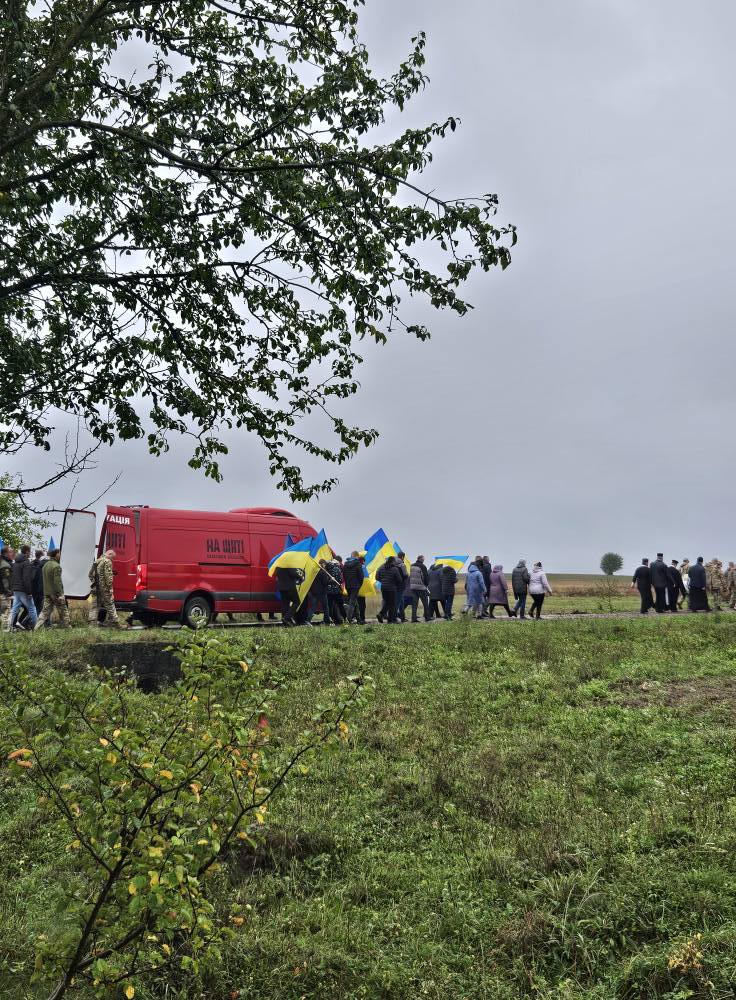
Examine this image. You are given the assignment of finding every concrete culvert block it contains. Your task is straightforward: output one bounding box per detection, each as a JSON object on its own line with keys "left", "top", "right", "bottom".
{"left": 91, "top": 641, "right": 182, "bottom": 691}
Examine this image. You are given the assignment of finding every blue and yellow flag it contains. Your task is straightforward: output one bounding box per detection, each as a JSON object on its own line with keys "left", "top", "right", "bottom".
{"left": 434, "top": 555, "right": 468, "bottom": 572}
{"left": 310, "top": 528, "right": 332, "bottom": 565}
{"left": 268, "top": 535, "right": 313, "bottom": 572}
{"left": 268, "top": 535, "right": 322, "bottom": 606}
{"left": 359, "top": 561, "right": 377, "bottom": 597}
{"left": 364, "top": 528, "right": 395, "bottom": 578}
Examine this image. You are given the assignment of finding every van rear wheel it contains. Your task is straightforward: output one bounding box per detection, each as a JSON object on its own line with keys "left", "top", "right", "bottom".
{"left": 183, "top": 595, "right": 212, "bottom": 629}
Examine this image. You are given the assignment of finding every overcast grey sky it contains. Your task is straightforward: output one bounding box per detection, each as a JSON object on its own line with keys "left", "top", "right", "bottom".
{"left": 19, "top": 0, "right": 736, "bottom": 571}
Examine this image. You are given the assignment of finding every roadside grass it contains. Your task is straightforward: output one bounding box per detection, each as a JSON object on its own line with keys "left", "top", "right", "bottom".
{"left": 3, "top": 616, "right": 736, "bottom": 998}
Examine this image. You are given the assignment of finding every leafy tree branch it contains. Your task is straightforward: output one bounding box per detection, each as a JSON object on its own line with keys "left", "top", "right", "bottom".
{"left": 1, "top": 1, "right": 515, "bottom": 499}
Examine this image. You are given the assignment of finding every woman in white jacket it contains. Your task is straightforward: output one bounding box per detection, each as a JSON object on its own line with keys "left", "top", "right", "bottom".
{"left": 528, "top": 562, "right": 552, "bottom": 619}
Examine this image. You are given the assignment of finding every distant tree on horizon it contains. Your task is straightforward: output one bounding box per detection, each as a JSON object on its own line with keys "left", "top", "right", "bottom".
{"left": 600, "top": 552, "right": 624, "bottom": 576}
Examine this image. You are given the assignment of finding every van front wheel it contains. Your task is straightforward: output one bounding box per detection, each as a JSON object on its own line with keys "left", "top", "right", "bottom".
{"left": 183, "top": 595, "right": 212, "bottom": 629}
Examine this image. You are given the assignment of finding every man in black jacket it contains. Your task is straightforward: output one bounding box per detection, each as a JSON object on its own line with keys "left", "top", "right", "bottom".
{"left": 376, "top": 556, "right": 403, "bottom": 623}
{"left": 481, "top": 556, "right": 493, "bottom": 617}
{"left": 631, "top": 558, "right": 653, "bottom": 615}
{"left": 31, "top": 549, "right": 47, "bottom": 617}
{"left": 441, "top": 564, "right": 458, "bottom": 620}
{"left": 687, "top": 557, "right": 709, "bottom": 612}
{"left": 343, "top": 552, "right": 366, "bottom": 624}
{"left": 306, "top": 561, "right": 333, "bottom": 624}
{"left": 666, "top": 560, "right": 687, "bottom": 613}
{"left": 275, "top": 565, "right": 303, "bottom": 626}
{"left": 395, "top": 551, "right": 409, "bottom": 622}
{"left": 649, "top": 553, "right": 669, "bottom": 613}
{"left": 7, "top": 545, "right": 38, "bottom": 630}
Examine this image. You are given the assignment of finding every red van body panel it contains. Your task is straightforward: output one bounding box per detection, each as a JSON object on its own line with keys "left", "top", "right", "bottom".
{"left": 98, "top": 505, "right": 316, "bottom": 620}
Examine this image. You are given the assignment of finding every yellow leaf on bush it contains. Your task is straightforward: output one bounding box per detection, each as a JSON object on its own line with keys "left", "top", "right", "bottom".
{"left": 99, "top": 738, "right": 109, "bottom": 747}
{"left": 161, "top": 943, "right": 171, "bottom": 956}
{"left": 148, "top": 846, "right": 163, "bottom": 858}
{"left": 239, "top": 661, "right": 249, "bottom": 672}
{"left": 230, "top": 916, "right": 244, "bottom": 926}
{"left": 106, "top": 753, "right": 118, "bottom": 765}
{"left": 128, "top": 882, "right": 137, "bottom": 896}
{"left": 125, "top": 986, "right": 135, "bottom": 999}
{"left": 159, "top": 770, "right": 174, "bottom": 780}
{"left": 113, "top": 729, "right": 121, "bottom": 738}
{"left": 7, "top": 748, "right": 33, "bottom": 760}
{"left": 15, "top": 760, "right": 33, "bottom": 769}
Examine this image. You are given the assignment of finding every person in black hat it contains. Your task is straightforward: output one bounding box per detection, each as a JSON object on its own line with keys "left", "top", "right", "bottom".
{"left": 649, "top": 553, "right": 669, "bottom": 613}
{"left": 631, "top": 557, "right": 653, "bottom": 614}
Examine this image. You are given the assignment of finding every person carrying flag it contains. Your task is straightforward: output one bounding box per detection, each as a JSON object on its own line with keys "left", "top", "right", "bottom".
{"left": 343, "top": 551, "right": 369, "bottom": 624}
{"left": 275, "top": 564, "right": 303, "bottom": 626}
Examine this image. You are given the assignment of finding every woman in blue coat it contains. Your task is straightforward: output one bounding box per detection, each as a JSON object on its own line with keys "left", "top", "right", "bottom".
{"left": 465, "top": 559, "right": 487, "bottom": 619}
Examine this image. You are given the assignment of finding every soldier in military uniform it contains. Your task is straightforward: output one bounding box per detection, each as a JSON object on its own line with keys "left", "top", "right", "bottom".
{"left": 706, "top": 559, "right": 724, "bottom": 611}
{"left": 88, "top": 548, "right": 122, "bottom": 627}
{"left": 0, "top": 546, "right": 14, "bottom": 628}
{"left": 34, "top": 548, "right": 71, "bottom": 629}
{"left": 726, "top": 561, "right": 736, "bottom": 609}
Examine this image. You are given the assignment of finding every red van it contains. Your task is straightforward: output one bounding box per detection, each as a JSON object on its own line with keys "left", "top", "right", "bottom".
{"left": 97, "top": 505, "right": 316, "bottom": 627}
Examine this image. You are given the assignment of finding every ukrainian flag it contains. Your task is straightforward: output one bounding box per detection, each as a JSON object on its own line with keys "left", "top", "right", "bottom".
{"left": 269, "top": 535, "right": 321, "bottom": 607}
{"left": 310, "top": 529, "right": 332, "bottom": 564}
{"left": 434, "top": 555, "right": 469, "bottom": 572}
{"left": 359, "top": 561, "right": 377, "bottom": 597}
{"left": 268, "top": 534, "right": 313, "bottom": 572}
{"left": 364, "top": 528, "right": 395, "bottom": 578}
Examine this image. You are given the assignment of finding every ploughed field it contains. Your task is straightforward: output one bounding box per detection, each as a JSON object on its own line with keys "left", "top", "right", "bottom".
{"left": 3, "top": 616, "right": 736, "bottom": 998}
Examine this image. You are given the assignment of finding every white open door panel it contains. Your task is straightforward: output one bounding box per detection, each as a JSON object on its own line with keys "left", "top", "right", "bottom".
{"left": 60, "top": 509, "right": 97, "bottom": 600}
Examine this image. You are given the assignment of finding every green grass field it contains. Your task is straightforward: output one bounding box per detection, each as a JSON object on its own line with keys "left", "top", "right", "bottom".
{"left": 3, "top": 616, "right": 736, "bottom": 999}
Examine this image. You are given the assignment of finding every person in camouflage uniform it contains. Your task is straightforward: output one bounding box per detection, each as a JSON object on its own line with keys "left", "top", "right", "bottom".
{"left": 34, "top": 549, "right": 71, "bottom": 628}
{"left": 87, "top": 548, "right": 121, "bottom": 627}
{"left": 678, "top": 558, "right": 690, "bottom": 608}
{"left": 706, "top": 559, "right": 724, "bottom": 610}
{"left": 727, "top": 561, "right": 736, "bottom": 609}
{"left": 0, "top": 546, "right": 14, "bottom": 628}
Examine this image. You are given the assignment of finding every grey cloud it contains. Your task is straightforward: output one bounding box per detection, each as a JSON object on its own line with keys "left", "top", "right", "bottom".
{"left": 14, "top": 0, "right": 736, "bottom": 572}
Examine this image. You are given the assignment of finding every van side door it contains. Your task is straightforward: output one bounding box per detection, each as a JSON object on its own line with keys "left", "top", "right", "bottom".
{"left": 103, "top": 507, "right": 139, "bottom": 603}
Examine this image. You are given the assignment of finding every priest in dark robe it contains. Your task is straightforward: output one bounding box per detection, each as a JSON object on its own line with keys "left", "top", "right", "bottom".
{"left": 687, "top": 557, "right": 710, "bottom": 612}
{"left": 631, "top": 558, "right": 653, "bottom": 614}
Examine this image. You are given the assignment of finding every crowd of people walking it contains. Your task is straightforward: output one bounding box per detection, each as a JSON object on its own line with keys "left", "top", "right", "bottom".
{"left": 2, "top": 537, "right": 735, "bottom": 631}
{"left": 631, "top": 555, "right": 736, "bottom": 614}
{"left": 274, "top": 553, "right": 553, "bottom": 626}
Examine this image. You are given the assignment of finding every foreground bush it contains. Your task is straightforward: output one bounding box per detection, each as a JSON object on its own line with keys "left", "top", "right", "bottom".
{"left": 0, "top": 631, "right": 367, "bottom": 1000}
